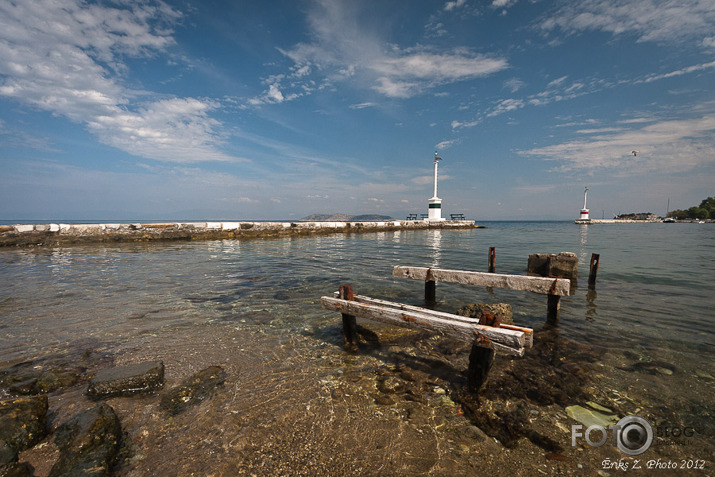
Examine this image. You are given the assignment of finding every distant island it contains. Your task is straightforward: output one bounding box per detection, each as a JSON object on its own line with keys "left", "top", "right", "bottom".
{"left": 301, "top": 213, "right": 395, "bottom": 222}
{"left": 613, "top": 212, "right": 659, "bottom": 221}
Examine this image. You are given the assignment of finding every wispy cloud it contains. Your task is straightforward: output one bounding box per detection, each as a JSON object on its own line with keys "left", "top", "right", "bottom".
{"left": 519, "top": 114, "right": 715, "bottom": 175}
{"left": 0, "top": 0, "right": 239, "bottom": 163}
{"left": 451, "top": 119, "right": 480, "bottom": 130}
{"left": 540, "top": 0, "right": 715, "bottom": 46}
{"left": 444, "top": 0, "right": 468, "bottom": 12}
{"left": 436, "top": 139, "right": 458, "bottom": 149}
{"left": 640, "top": 60, "right": 715, "bottom": 83}
{"left": 350, "top": 102, "right": 378, "bottom": 109}
{"left": 487, "top": 98, "right": 525, "bottom": 117}
{"left": 252, "top": 0, "right": 508, "bottom": 102}
{"left": 511, "top": 184, "right": 557, "bottom": 194}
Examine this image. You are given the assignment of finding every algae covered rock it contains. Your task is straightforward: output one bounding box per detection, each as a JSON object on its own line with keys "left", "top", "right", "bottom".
{"left": 48, "top": 404, "right": 122, "bottom": 477}
{"left": 87, "top": 361, "right": 164, "bottom": 399}
{"left": 565, "top": 404, "right": 619, "bottom": 428}
{"left": 0, "top": 395, "right": 49, "bottom": 454}
{"left": 456, "top": 303, "right": 513, "bottom": 325}
{"left": 1, "top": 361, "right": 82, "bottom": 396}
{"left": 160, "top": 366, "right": 227, "bottom": 416}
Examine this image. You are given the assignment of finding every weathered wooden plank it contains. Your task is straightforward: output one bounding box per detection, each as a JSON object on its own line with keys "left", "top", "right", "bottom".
{"left": 393, "top": 265, "right": 571, "bottom": 296}
{"left": 321, "top": 296, "right": 525, "bottom": 356}
{"left": 332, "top": 292, "right": 533, "bottom": 348}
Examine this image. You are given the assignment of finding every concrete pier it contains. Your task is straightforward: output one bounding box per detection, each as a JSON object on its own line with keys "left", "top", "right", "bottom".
{"left": 0, "top": 220, "right": 478, "bottom": 247}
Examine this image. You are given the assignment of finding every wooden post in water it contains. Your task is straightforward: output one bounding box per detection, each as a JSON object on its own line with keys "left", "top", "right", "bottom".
{"left": 488, "top": 247, "right": 496, "bottom": 273}
{"left": 467, "top": 333, "right": 495, "bottom": 393}
{"left": 425, "top": 267, "right": 436, "bottom": 305}
{"left": 547, "top": 294, "right": 561, "bottom": 325}
{"left": 339, "top": 284, "right": 358, "bottom": 349}
{"left": 588, "top": 253, "right": 600, "bottom": 289}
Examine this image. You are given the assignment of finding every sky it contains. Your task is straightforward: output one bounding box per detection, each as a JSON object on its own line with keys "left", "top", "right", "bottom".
{"left": 1, "top": 0, "right": 714, "bottom": 221}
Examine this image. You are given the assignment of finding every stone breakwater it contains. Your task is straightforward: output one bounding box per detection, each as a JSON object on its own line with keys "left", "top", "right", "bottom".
{"left": 0, "top": 220, "right": 477, "bottom": 247}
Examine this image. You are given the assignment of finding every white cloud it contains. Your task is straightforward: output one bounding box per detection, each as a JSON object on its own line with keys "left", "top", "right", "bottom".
{"left": 445, "top": 0, "right": 468, "bottom": 12}
{"left": 86, "top": 98, "right": 238, "bottom": 163}
{"left": 0, "top": 0, "right": 238, "bottom": 163}
{"left": 436, "top": 140, "right": 457, "bottom": 149}
{"left": 373, "top": 77, "right": 419, "bottom": 98}
{"left": 540, "top": 0, "right": 715, "bottom": 45}
{"left": 519, "top": 115, "right": 715, "bottom": 175}
{"left": 640, "top": 60, "right": 715, "bottom": 83}
{"left": 268, "top": 0, "right": 508, "bottom": 100}
{"left": 492, "top": 0, "right": 517, "bottom": 9}
{"left": 503, "top": 77, "right": 524, "bottom": 93}
{"left": 350, "top": 102, "right": 377, "bottom": 109}
{"left": 451, "top": 119, "right": 480, "bottom": 129}
{"left": 511, "top": 184, "right": 557, "bottom": 194}
{"left": 487, "top": 98, "right": 525, "bottom": 117}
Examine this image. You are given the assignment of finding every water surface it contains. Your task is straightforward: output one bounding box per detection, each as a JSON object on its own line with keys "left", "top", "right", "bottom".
{"left": 1, "top": 222, "right": 712, "bottom": 475}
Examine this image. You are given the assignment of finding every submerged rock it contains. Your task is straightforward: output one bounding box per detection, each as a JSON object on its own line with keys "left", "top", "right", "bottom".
{"left": 456, "top": 303, "right": 513, "bottom": 325}
{"left": 0, "top": 461, "right": 33, "bottom": 477}
{"left": 585, "top": 401, "right": 613, "bottom": 413}
{"left": 622, "top": 360, "right": 676, "bottom": 376}
{"left": 49, "top": 404, "right": 122, "bottom": 477}
{"left": 1, "top": 362, "right": 83, "bottom": 396}
{"left": 87, "top": 361, "right": 164, "bottom": 399}
{"left": 377, "top": 376, "right": 406, "bottom": 394}
{"left": 0, "top": 395, "right": 48, "bottom": 454}
{"left": 160, "top": 366, "right": 227, "bottom": 416}
{"left": 565, "top": 405, "right": 619, "bottom": 428}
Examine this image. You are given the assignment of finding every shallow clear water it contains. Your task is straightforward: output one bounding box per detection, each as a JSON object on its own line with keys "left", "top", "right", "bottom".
{"left": 1, "top": 221, "right": 713, "bottom": 474}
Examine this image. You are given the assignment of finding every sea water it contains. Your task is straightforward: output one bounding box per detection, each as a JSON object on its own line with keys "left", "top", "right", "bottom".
{"left": 1, "top": 221, "right": 712, "bottom": 474}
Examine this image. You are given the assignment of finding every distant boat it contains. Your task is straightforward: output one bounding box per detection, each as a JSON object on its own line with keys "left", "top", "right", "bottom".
{"left": 663, "top": 217, "right": 676, "bottom": 223}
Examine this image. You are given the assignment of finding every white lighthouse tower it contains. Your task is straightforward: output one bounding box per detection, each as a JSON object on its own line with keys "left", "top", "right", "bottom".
{"left": 428, "top": 152, "right": 444, "bottom": 221}
{"left": 579, "top": 187, "right": 590, "bottom": 221}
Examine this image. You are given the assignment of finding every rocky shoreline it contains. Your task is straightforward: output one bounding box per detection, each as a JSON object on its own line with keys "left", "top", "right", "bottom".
{"left": 1, "top": 355, "right": 227, "bottom": 476}
{"left": 0, "top": 220, "right": 477, "bottom": 248}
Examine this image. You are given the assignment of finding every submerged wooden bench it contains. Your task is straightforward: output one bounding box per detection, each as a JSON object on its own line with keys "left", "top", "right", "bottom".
{"left": 320, "top": 284, "right": 534, "bottom": 392}
{"left": 392, "top": 265, "right": 571, "bottom": 323}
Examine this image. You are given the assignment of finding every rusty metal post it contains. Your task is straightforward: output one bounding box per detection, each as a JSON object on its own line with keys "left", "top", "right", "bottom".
{"left": 425, "top": 267, "right": 436, "bottom": 305}
{"left": 588, "top": 253, "right": 600, "bottom": 289}
{"left": 488, "top": 247, "right": 496, "bottom": 273}
{"left": 339, "top": 284, "right": 358, "bottom": 349}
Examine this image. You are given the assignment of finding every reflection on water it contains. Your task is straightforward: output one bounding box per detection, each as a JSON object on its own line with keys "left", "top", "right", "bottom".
{"left": 578, "top": 224, "right": 589, "bottom": 264}
{"left": 427, "top": 229, "right": 442, "bottom": 267}
{"left": 1, "top": 222, "right": 713, "bottom": 474}
{"left": 585, "top": 288, "right": 597, "bottom": 321}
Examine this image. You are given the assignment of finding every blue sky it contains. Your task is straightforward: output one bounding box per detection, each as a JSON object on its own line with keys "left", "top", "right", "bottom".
{"left": 1, "top": 0, "right": 713, "bottom": 221}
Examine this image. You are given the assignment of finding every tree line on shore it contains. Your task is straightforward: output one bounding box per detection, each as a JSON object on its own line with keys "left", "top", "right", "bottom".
{"left": 667, "top": 197, "right": 714, "bottom": 220}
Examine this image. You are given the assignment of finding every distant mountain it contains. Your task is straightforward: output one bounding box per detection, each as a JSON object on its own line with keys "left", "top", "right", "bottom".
{"left": 349, "top": 214, "right": 394, "bottom": 222}
{"left": 301, "top": 213, "right": 394, "bottom": 222}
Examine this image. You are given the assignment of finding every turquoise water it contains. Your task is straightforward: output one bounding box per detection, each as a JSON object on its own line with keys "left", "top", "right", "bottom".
{"left": 1, "top": 221, "right": 713, "bottom": 474}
